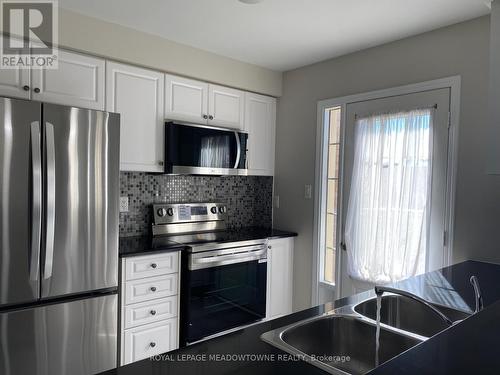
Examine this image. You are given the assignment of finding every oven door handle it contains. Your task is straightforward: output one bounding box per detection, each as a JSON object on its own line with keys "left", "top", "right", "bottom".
{"left": 189, "top": 249, "right": 267, "bottom": 270}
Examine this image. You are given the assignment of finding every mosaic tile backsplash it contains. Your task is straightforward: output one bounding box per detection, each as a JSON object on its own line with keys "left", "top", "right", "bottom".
{"left": 119, "top": 172, "right": 273, "bottom": 237}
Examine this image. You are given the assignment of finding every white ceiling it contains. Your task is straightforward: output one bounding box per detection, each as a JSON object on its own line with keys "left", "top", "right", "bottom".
{"left": 59, "top": 0, "right": 491, "bottom": 71}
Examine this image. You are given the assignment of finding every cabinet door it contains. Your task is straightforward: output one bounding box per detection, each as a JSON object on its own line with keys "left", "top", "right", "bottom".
{"left": 31, "top": 50, "right": 105, "bottom": 110}
{"left": 244, "top": 93, "right": 276, "bottom": 175}
{"left": 165, "top": 74, "right": 208, "bottom": 123}
{"left": 266, "top": 238, "right": 294, "bottom": 319}
{"left": 0, "top": 36, "right": 30, "bottom": 99}
{"left": 208, "top": 84, "right": 245, "bottom": 129}
{"left": 122, "top": 318, "right": 178, "bottom": 365}
{"left": 106, "top": 62, "right": 164, "bottom": 172}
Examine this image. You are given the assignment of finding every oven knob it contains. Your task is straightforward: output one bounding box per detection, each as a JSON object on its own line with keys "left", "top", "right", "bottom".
{"left": 166, "top": 208, "right": 174, "bottom": 216}
{"left": 210, "top": 206, "right": 217, "bottom": 214}
{"left": 157, "top": 208, "right": 167, "bottom": 217}
{"left": 219, "top": 206, "right": 227, "bottom": 214}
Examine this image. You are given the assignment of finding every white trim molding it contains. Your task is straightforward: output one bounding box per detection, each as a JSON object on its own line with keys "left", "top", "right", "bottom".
{"left": 312, "top": 76, "right": 461, "bottom": 306}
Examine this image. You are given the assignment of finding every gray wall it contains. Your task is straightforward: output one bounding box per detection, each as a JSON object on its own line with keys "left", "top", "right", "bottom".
{"left": 274, "top": 16, "right": 500, "bottom": 311}
{"left": 58, "top": 9, "right": 282, "bottom": 97}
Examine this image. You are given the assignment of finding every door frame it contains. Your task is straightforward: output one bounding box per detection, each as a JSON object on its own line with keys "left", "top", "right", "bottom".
{"left": 312, "top": 76, "right": 461, "bottom": 305}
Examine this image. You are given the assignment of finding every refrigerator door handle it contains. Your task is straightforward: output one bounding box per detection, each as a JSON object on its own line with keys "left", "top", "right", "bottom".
{"left": 44, "top": 122, "right": 56, "bottom": 279}
{"left": 30, "top": 121, "right": 42, "bottom": 281}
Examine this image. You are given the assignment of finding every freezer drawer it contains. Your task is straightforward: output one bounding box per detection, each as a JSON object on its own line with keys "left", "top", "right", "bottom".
{"left": 0, "top": 293, "right": 117, "bottom": 375}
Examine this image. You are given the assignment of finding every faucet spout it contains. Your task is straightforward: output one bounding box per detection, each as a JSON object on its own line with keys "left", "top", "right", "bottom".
{"left": 470, "top": 275, "right": 483, "bottom": 313}
{"left": 374, "top": 285, "right": 454, "bottom": 326}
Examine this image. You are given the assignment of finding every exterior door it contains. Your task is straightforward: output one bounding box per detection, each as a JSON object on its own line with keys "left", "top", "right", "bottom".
{"left": 0, "top": 294, "right": 117, "bottom": 375}
{"left": 41, "top": 104, "right": 120, "bottom": 298}
{"left": 0, "top": 98, "right": 41, "bottom": 306}
{"left": 340, "top": 88, "right": 450, "bottom": 297}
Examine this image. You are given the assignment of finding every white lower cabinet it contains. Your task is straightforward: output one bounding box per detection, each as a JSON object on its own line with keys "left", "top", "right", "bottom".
{"left": 266, "top": 237, "right": 294, "bottom": 319}
{"left": 121, "top": 251, "right": 180, "bottom": 366}
{"left": 124, "top": 296, "right": 178, "bottom": 329}
{"left": 123, "top": 318, "right": 178, "bottom": 364}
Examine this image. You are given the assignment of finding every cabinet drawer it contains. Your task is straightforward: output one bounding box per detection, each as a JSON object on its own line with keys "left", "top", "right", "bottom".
{"left": 124, "top": 274, "right": 178, "bottom": 305}
{"left": 124, "top": 296, "right": 178, "bottom": 329}
{"left": 125, "top": 252, "right": 179, "bottom": 281}
{"left": 122, "top": 319, "right": 178, "bottom": 365}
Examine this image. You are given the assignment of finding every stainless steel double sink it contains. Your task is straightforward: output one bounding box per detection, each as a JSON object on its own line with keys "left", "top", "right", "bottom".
{"left": 261, "top": 294, "right": 471, "bottom": 375}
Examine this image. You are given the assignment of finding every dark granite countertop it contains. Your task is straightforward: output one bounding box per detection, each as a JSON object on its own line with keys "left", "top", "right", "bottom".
{"left": 119, "top": 236, "right": 188, "bottom": 257}
{"left": 101, "top": 260, "right": 500, "bottom": 375}
{"left": 119, "top": 226, "right": 297, "bottom": 257}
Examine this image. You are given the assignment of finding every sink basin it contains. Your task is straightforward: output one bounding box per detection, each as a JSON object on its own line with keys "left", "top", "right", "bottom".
{"left": 261, "top": 315, "right": 421, "bottom": 375}
{"left": 354, "top": 295, "right": 471, "bottom": 338}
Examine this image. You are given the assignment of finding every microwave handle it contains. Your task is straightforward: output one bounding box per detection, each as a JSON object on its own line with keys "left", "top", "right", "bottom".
{"left": 234, "top": 131, "right": 241, "bottom": 169}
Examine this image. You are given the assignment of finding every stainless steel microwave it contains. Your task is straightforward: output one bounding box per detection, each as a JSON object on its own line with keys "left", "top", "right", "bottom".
{"left": 165, "top": 121, "right": 248, "bottom": 175}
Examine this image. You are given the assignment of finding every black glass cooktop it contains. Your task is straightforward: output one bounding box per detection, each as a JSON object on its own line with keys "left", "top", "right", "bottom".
{"left": 153, "top": 227, "right": 291, "bottom": 247}
{"left": 119, "top": 227, "right": 297, "bottom": 257}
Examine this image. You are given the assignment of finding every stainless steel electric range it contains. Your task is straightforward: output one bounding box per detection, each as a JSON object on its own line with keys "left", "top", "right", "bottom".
{"left": 151, "top": 202, "right": 268, "bottom": 346}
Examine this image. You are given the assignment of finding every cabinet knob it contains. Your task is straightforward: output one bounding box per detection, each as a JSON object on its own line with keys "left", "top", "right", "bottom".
{"left": 208, "top": 115, "right": 214, "bottom": 120}
{"left": 202, "top": 114, "right": 208, "bottom": 120}
{"left": 268, "top": 245, "right": 272, "bottom": 249}
{"left": 150, "top": 286, "right": 157, "bottom": 292}
{"left": 150, "top": 310, "right": 157, "bottom": 315}
{"left": 158, "top": 160, "right": 164, "bottom": 166}
{"left": 150, "top": 342, "right": 156, "bottom": 348}
{"left": 23, "top": 85, "right": 30, "bottom": 91}
{"left": 151, "top": 263, "right": 157, "bottom": 269}
{"left": 33, "top": 88, "right": 40, "bottom": 93}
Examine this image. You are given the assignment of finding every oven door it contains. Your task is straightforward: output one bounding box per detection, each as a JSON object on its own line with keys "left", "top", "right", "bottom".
{"left": 180, "top": 245, "right": 267, "bottom": 345}
{"left": 165, "top": 121, "right": 248, "bottom": 175}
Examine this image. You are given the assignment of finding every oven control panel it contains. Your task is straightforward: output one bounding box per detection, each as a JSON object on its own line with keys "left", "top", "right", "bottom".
{"left": 153, "top": 202, "right": 227, "bottom": 225}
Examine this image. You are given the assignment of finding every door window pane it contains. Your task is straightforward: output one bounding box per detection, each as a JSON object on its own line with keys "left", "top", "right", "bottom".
{"left": 322, "top": 107, "right": 341, "bottom": 285}
{"left": 327, "top": 179, "right": 338, "bottom": 214}
{"left": 328, "top": 145, "right": 339, "bottom": 178}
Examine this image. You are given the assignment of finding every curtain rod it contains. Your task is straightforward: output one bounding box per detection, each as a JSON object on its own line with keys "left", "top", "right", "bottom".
{"left": 354, "top": 104, "right": 438, "bottom": 119}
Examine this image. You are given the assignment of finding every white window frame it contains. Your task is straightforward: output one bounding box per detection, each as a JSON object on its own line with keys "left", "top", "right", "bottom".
{"left": 312, "top": 76, "right": 461, "bottom": 305}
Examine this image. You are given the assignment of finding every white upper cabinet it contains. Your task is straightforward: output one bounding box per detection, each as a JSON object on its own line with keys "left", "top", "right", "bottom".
{"left": 244, "top": 92, "right": 276, "bottom": 176}
{"left": 164, "top": 74, "right": 245, "bottom": 130}
{"left": 164, "top": 74, "right": 208, "bottom": 123}
{"left": 0, "top": 36, "right": 30, "bottom": 99}
{"left": 208, "top": 84, "right": 245, "bottom": 129}
{"left": 32, "top": 50, "right": 105, "bottom": 110}
{"left": 0, "top": 66, "right": 30, "bottom": 100}
{"left": 106, "top": 61, "right": 165, "bottom": 172}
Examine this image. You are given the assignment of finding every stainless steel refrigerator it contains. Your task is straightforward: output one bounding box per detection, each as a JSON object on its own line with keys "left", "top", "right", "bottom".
{"left": 0, "top": 97, "right": 120, "bottom": 375}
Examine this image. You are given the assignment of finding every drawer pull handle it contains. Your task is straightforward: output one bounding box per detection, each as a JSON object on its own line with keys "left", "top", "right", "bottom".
{"left": 151, "top": 263, "right": 157, "bottom": 268}
{"left": 150, "top": 342, "right": 156, "bottom": 348}
{"left": 150, "top": 286, "right": 157, "bottom": 292}
{"left": 150, "top": 310, "right": 157, "bottom": 315}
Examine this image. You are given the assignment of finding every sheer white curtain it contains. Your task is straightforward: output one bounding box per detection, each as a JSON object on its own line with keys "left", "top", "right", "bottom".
{"left": 345, "top": 108, "right": 433, "bottom": 284}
